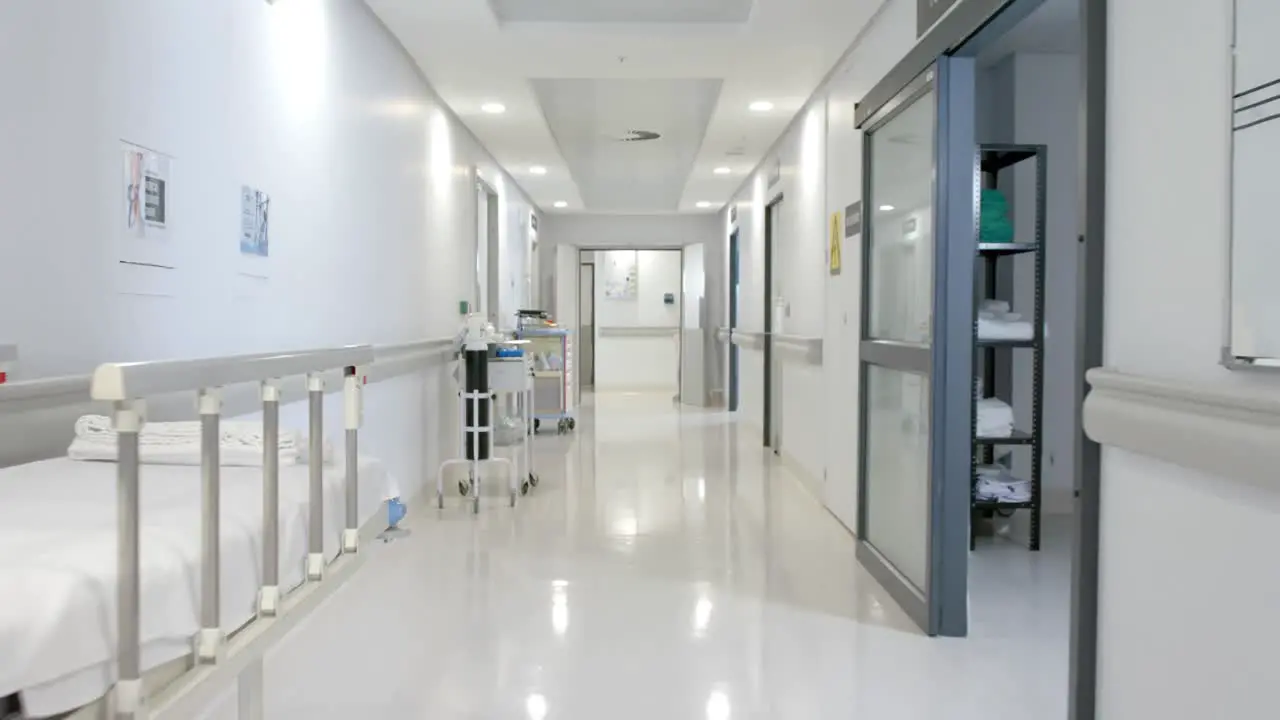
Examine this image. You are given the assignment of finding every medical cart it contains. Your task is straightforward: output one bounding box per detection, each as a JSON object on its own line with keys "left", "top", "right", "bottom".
{"left": 516, "top": 319, "right": 575, "bottom": 434}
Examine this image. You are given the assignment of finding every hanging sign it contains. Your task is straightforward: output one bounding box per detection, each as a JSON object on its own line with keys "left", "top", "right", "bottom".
{"left": 917, "top": 0, "right": 960, "bottom": 37}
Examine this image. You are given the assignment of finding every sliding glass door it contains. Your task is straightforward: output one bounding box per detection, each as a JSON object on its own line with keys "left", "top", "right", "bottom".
{"left": 856, "top": 57, "right": 975, "bottom": 637}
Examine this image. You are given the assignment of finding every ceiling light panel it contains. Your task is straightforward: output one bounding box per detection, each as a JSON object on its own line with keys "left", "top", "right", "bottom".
{"left": 488, "top": 0, "right": 756, "bottom": 24}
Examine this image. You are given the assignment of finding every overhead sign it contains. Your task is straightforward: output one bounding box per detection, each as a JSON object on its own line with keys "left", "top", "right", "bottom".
{"left": 917, "top": 0, "right": 960, "bottom": 37}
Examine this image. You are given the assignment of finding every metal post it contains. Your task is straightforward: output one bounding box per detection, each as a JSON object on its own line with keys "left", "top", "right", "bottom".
{"left": 197, "top": 388, "right": 223, "bottom": 664}
{"left": 306, "top": 374, "right": 325, "bottom": 581}
{"left": 258, "top": 380, "right": 281, "bottom": 616}
{"left": 342, "top": 367, "right": 361, "bottom": 553}
{"left": 113, "top": 402, "right": 143, "bottom": 719}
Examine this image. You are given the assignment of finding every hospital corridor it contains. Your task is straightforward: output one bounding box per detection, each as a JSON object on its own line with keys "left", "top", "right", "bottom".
{"left": 1, "top": 0, "right": 1275, "bottom": 719}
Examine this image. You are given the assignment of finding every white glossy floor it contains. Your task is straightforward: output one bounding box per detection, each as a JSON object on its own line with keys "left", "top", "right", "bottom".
{"left": 246, "top": 393, "right": 1070, "bottom": 719}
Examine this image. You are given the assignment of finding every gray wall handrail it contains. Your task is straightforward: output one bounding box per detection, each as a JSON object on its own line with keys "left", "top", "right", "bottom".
{"left": 773, "top": 334, "right": 824, "bottom": 366}
{"left": 729, "top": 329, "right": 767, "bottom": 350}
{"left": 0, "top": 374, "right": 94, "bottom": 416}
{"left": 91, "top": 345, "right": 376, "bottom": 402}
{"left": 714, "top": 327, "right": 732, "bottom": 343}
{"left": 1084, "top": 368, "right": 1280, "bottom": 495}
{"left": 598, "top": 326, "right": 680, "bottom": 338}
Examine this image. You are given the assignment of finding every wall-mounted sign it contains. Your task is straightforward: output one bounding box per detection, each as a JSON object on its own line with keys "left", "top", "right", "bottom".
{"left": 663, "top": 292, "right": 676, "bottom": 305}
{"left": 829, "top": 212, "right": 843, "bottom": 276}
{"left": 917, "top": 0, "right": 961, "bottom": 37}
{"left": 844, "top": 201, "right": 863, "bottom": 239}
{"left": 729, "top": 205, "right": 738, "bottom": 226}
{"left": 767, "top": 157, "right": 782, "bottom": 188}
{"left": 530, "top": 213, "right": 538, "bottom": 233}
{"left": 240, "top": 185, "right": 270, "bottom": 258}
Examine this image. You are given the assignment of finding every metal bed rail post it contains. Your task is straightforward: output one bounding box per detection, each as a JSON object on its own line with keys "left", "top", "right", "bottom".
{"left": 306, "top": 373, "right": 325, "bottom": 581}
{"left": 258, "top": 379, "right": 281, "bottom": 617}
{"left": 113, "top": 400, "right": 144, "bottom": 720}
{"left": 342, "top": 366, "right": 362, "bottom": 553}
{"left": 197, "top": 388, "right": 223, "bottom": 664}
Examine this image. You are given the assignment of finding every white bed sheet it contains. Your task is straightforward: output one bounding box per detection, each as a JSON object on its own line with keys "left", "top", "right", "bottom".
{"left": 0, "top": 456, "right": 389, "bottom": 717}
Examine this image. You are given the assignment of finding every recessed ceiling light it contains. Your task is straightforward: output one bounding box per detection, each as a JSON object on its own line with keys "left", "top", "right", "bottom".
{"left": 530, "top": 166, "right": 548, "bottom": 175}
{"left": 696, "top": 201, "right": 713, "bottom": 208}
{"left": 879, "top": 204, "right": 896, "bottom": 212}
{"left": 554, "top": 201, "right": 568, "bottom": 208}
{"left": 713, "top": 167, "right": 732, "bottom": 175}
{"left": 481, "top": 102, "right": 506, "bottom": 114}
{"left": 749, "top": 101, "right": 774, "bottom": 112}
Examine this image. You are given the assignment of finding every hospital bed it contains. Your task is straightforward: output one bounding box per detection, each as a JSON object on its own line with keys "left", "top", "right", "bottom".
{"left": 0, "top": 338, "right": 454, "bottom": 719}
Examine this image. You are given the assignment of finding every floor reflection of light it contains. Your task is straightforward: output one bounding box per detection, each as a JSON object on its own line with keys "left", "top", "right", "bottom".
{"left": 706, "top": 690, "right": 731, "bottom": 720}
{"left": 611, "top": 515, "right": 638, "bottom": 537}
{"left": 698, "top": 477, "right": 706, "bottom": 501}
{"left": 694, "top": 596, "right": 714, "bottom": 637}
{"left": 552, "top": 586, "right": 569, "bottom": 636}
{"left": 526, "top": 693, "right": 548, "bottom": 720}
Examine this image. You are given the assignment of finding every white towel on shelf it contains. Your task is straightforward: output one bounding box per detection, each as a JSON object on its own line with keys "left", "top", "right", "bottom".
{"left": 974, "top": 465, "right": 1031, "bottom": 503}
{"left": 976, "top": 398, "right": 1015, "bottom": 438}
{"left": 978, "top": 316, "right": 1035, "bottom": 341}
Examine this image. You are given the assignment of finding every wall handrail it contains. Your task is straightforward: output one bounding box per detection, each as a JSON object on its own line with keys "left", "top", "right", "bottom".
{"left": 773, "top": 334, "right": 824, "bottom": 366}
{"left": 598, "top": 326, "right": 680, "bottom": 338}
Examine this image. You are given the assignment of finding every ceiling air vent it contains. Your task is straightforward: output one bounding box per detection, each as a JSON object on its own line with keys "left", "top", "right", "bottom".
{"left": 608, "top": 129, "right": 662, "bottom": 143}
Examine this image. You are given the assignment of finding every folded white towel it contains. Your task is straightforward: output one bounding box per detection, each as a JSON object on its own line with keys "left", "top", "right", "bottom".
{"left": 69, "top": 415, "right": 329, "bottom": 466}
{"left": 978, "top": 317, "right": 1034, "bottom": 341}
{"left": 976, "top": 398, "right": 1015, "bottom": 437}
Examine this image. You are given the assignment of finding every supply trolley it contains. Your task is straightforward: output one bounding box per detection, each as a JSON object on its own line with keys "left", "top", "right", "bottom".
{"left": 516, "top": 310, "right": 576, "bottom": 434}
{"left": 437, "top": 316, "right": 538, "bottom": 513}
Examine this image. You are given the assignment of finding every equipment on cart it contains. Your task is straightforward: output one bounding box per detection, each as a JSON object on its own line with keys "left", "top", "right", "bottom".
{"left": 436, "top": 314, "right": 538, "bottom": 513}
{"left": 516, "top": 311, "right": 576, "bottom": 434}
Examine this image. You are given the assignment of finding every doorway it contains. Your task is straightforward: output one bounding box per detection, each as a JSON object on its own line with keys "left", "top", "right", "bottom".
{"left": 579, "top": 262, "right": 595, "bottom": 390}
{"left": 762, "top": 196, "right": 782, "bottom": 451}
{"left": 728, "top": 230, "right": 741, "bottom": 412}
{"left": 475, "top": 178, "right": 500, "bottom": 323}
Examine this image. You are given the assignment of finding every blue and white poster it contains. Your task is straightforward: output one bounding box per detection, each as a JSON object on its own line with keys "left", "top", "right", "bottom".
{"left": 240, "top": 186, "right": 270, "bottom": 258}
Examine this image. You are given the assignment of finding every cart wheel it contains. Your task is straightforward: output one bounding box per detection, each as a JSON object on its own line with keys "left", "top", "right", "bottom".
{"left": 568, "top": 418, "right": 576, "bottom": 430}
{"left": 521, "top": 481, "right": 531, "bottom": 496}
{"left": 534, "top": 419, "right": 541, "bottom": 433}
{"left": 529, "top": 472, "right": 539, "bottom": 488}
{"left": 458, "top": 480, "right": 470, "bottom": 496}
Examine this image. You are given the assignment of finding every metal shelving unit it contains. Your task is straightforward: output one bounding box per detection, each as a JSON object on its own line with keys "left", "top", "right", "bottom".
{"left": 970, "top": 143, "right": 1046, "bottom": 551}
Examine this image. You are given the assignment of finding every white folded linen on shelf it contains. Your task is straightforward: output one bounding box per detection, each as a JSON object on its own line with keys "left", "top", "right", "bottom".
{"left": 974, "top": 464, "right": 1031, "bottom": 503}
{"left": 66, "top": 415, "right": 328, "bottom": 467}
{"left": 977, "top": 298, "right": 1040, "bottom": 341}
{"left": 978, "top": 316, "right": 1035, "bottom": 341}
{"left": 976, "top": 398, "right": 1015, "bottom": 437}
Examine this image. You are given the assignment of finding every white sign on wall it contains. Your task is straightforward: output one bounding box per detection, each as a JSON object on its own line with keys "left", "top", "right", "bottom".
{"left": 122, "top": 142, "right": 171, "bottom": 241}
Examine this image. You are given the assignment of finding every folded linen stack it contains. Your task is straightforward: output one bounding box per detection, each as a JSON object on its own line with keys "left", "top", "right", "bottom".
{"left": 976, "top": 398, "right": 1015, "bottom": 438}
{"left": 977, "top": 299, "right": 1034, "bottom": 341}
{"left": 974, "top": 464, "right": 1031, "bottom": 504}
{"left": 67, "top": 414, "right": 325, "bottom": 466}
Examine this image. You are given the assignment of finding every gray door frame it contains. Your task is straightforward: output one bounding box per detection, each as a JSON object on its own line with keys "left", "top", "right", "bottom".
{"left": 853, "top": 56, "right": 975, "bottom": 639}
{"left": 857, "top": 0, "right": 1105, "bottom": 714}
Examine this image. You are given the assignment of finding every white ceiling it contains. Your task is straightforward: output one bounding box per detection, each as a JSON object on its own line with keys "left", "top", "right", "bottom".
{"left": 366, "top": 0, "right": 881, "bottom": 214}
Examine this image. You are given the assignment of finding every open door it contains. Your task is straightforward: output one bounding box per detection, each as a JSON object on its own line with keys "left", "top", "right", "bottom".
{"left": 855, "top": 57, "right": 975, "bottom": 637}
{"left": 579, "top": 262, "right": 595, "bottom": 390}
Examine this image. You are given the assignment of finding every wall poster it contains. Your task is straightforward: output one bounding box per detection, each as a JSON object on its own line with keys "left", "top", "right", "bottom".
{"left": 602, "top": 249, "right": 639, "bottom": 300}
{"left": 122, "top": 142, "right": 171, "bottom": 241}
{"left": 240, "top": 186, "right": 271, "bottom": 258}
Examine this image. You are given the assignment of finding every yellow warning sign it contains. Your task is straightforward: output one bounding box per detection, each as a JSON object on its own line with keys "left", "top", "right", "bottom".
{"left": 829, "top": 212, "right": 842, "bottom": 275}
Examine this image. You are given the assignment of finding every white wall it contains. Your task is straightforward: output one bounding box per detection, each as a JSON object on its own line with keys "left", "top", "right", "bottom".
{"left": 721, "top": 0, "right": 915, "bottom": 529}
{"left": 542, "top": 213, "right": 721, "bottom": 249}
{"left": 681, "top": 244, "right": 707, "bottom": 404}
{"left": 595, "top": 250, "right": 682, "bottom": 391}
{"left": 0, "top": 0, "right": 540, "bottom": 485}
{"left": 1100, "top": 1, "right": 1280, "bottom": 717}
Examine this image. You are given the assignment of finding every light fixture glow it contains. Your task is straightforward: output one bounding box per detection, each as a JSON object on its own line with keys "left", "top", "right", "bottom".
{"left": 713, "top": 167, "right": 732, "bottom": 175}
{"left": 530, "top": 166, "right": 548, "bottom": 175}
{"left": 749, "top": 100, "right": 774, "bottom": 112}
{"left": 706, "top": 690, "right": 731, "bottom": 720}
{"left": 879, "top": 204, "right": 896, "bottom": 212}
{"left": 697, "top": 201, "right": 713, "bottom": 209}
{"left": 553, "top": 201, "right": 568, "bottom": 209}
{"left": 481, "top": 102, "right": 506, "bottom": 114}
{"left": 526, "top": 693, "right": 549, "bottom": 720}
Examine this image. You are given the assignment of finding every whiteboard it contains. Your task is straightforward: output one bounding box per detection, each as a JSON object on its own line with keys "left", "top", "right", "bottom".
{"left": 1229, "top": 0, "right": 1280, "bottom": 359}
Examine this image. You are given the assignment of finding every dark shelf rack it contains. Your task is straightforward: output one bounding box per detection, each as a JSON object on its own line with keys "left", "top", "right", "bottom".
{"left": 971, "top": 143, "right": 1046, "bottom": 552}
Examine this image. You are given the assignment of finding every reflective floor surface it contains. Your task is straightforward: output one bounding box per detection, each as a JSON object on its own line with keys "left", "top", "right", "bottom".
{"left": 231, "top": 393, "right": 1070, "bottom": 719}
